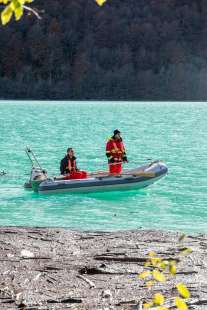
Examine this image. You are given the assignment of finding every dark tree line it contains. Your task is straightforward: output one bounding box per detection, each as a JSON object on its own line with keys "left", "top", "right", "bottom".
{"left": 0, "top": 0, "right": 207, "bottom": 100}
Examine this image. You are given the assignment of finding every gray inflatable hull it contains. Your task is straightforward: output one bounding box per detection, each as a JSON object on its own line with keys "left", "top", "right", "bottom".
{"left": 38, "top": 161, "right": 168, "bottom": 194}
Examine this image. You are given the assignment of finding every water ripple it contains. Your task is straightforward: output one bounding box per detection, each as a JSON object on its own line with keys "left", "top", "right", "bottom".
{"left": 0, "top": 101, "right": 207, "bottom": 233}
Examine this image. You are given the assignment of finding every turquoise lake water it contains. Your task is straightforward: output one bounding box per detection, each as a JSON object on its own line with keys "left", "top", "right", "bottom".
{"left": 0, "top": 101, "right": 206, "bottom": 233}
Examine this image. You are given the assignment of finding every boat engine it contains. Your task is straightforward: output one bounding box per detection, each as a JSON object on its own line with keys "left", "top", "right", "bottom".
{"left": 24, "top": 167, "right": 48, "bottom": 190}
{"left": 31, "top": 167, "right": 48, "bottom": 182}
{"left": 24, "top": 147, "right": 48, "bottom": 190}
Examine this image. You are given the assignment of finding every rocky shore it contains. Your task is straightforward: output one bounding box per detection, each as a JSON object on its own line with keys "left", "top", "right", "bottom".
{"left": 0, "top": 227, "right": 206, "bottom": 309}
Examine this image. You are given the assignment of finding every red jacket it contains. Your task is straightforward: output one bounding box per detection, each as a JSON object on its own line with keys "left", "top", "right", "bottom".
{"left": 106, "top": 137, "right": 127, "bottom": 163}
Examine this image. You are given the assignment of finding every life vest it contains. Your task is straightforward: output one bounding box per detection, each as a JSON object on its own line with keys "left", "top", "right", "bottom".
{"left": 106, "top": 137, "right": 126, "bottom": 162}
{"left": 67, "top": 157, "right": 77, "bottom": 172}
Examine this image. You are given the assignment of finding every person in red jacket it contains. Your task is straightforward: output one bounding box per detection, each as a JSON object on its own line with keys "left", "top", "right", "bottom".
{"left": 106, "top": 129, "right": 128, "bottom": 174}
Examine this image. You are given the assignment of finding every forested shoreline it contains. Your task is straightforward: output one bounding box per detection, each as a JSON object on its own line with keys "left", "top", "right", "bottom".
{"left": 0, "top": 0, "right": 207, "bottom": 100}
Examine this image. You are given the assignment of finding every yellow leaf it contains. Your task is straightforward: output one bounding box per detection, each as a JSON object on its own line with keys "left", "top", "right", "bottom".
{"left": 157, "top": 307, "right": 169, "bottom": 310}
{"left": 169, "top": 260, "right": 177, "bottom": 265}
{"left": 179, "top": 248, "right": 193, "bottom": 256}
{"left": 95, "top": 0, "right": 107, "bottom": 6}
{"left": 160, "top": 259, "right": 170, "bottom": 268}
{"left": 143, "top": 301, "right": 153, "bottom": 309}
{"left": 144, "top": 261, "right": 151, "bottom": 267}
{"left": 138, "top": 270, "right": 151, "bottom": 279}
{"left": 176, "top": 283, "right": 190, "bottom": 298}
{"left": 148, "top": 251, "right": 157, "bottom": 257}
{"left": 175, "top": 296, "right": 188, "bottom": 310}
{"left": 153, "top": 293, "right": 165, "bottom": 305}
{"left": 1, "top": 5, "right": 13, "bottom": 25}
{"left": 152, "top": 269, "right": 166, "bottom": 282}
{"left": 10, "top": 1, "right": 18, "bottom": 10}
{"left": 0, "top": 0, "right": 10, "bottom": 4}
{"left": 169, "top": 264, "right": 176, "bottom": 275}
{"left": 14, "top": 6, "right": 23, "bottom": 20}
{"left": 151, "top": 257, "right": 162, "bottom": 266}
{"left": 18, "top": 0, "right": 33, "bottom": 3}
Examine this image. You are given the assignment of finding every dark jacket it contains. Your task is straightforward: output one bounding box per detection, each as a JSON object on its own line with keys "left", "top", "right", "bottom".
{"left": 60, "top": 155, "right": 77, "bottom": 175}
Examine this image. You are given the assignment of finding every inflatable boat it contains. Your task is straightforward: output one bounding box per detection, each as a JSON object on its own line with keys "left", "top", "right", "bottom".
{"left": 25, "top": 160, "right": 168, "bottom": 194}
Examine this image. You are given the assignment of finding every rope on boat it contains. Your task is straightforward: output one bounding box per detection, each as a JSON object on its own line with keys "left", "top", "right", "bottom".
{"left": 108, "top": 159, "right": 154, "bottom": 166}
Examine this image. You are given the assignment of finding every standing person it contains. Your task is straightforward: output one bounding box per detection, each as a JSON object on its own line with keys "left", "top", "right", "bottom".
{"left": 106, "top": 129, "right": 128, "bottom": 174}
{"left": 60, "top": 148, "right": 87, "bottom": 179}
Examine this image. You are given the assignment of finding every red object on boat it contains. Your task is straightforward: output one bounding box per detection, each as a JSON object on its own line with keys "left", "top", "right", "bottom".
{"left": 64, "top": 171, "right": 87, "bottom": 180}
{"left": 109, "top": 163, "right": 122, "bottom": 174}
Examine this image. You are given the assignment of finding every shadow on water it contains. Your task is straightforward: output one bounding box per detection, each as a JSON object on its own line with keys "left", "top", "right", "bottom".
{"left": 29, "top": 188, "right": 148, "bottom": 202}
{"left": 84, "top": 189, "right": 147, "bottom": 200}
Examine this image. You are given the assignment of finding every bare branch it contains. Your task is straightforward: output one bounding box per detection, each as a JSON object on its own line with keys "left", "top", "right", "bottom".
{"left": 23, "top": 4, "right": 41, "bottom": 20}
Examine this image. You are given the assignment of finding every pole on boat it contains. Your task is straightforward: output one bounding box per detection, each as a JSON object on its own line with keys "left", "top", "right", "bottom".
{"left": 25, "top": 147, "right": 34, "bottom": 166}
{"left": 25, "top": 146, "right": 43, "bottom": 170}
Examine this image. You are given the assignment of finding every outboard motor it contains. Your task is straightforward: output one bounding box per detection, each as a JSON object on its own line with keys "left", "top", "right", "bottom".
{"left": 24, "top": 147, "right": 48, "bottom": 191}
{"left": 24, "top": 167, "right": 48, "bottom": 191}
{"left": 30, "top": 167, "right": 48, "bottom": 192}
{"left": 31, "top": 167, "right": 48, "bottom": 181}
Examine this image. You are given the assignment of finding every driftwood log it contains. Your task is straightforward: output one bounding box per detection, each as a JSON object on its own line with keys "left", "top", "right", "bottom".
{"left": 0, "top": 227, "right": 206, "bottom": 309}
